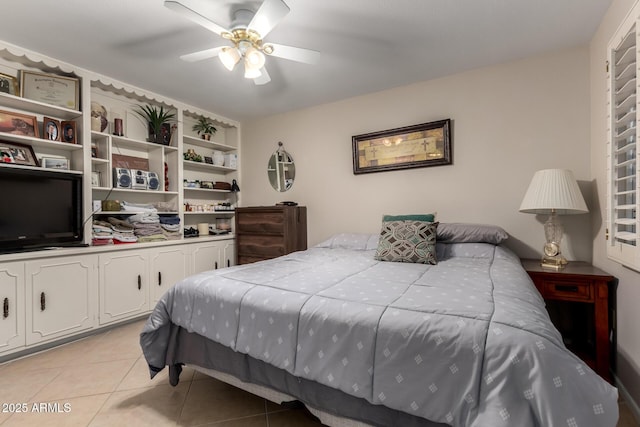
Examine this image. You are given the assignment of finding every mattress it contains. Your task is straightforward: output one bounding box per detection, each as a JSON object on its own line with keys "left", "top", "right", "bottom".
{"left": 141, "top": 233, "right": 619, "bottom": 427}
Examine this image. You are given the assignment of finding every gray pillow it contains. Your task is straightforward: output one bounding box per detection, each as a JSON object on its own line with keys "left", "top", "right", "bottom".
{"left": 436, "top": 223, "right": 508, "bottom": 244}
{"left": 374, "top": 220, "right": 438, "bottom": 264}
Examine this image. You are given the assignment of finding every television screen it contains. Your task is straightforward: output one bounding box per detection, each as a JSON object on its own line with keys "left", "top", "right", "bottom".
{"left": 0, "top": 166, "right": 83, "bottom": 253}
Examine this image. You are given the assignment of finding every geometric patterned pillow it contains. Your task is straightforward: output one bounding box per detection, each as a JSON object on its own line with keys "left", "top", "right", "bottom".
{"left": 374, "top": 221, "right": 438, "bottom": 264}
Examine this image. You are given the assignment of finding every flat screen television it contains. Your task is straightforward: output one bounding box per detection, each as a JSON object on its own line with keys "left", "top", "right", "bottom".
{"left": 0, "top": 166, "right": 84, "bottom": 253}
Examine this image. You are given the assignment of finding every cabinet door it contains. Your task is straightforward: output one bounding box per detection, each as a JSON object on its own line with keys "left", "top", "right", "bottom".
{"left": 25, "top": 255, "right": 96, "bottom": 345}
{"left": 149, "top": 246, "right": 190, "bottom": 306}
{"left": 191, "top": 242, "right": 221, "bottom": 274}
{"left": 99, "top": 251, "right": 148, "bottom": 325}
{"left": 0, "top": 262, "right": 25, "bottom": 354}
{"left": 221, "top": 240, "right": 236, "bottom": 268}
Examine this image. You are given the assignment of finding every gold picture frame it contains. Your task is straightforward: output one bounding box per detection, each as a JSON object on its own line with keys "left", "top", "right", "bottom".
{"left": 0, "top": 109, "right": 39, "bottom": 137}
{"left": 352, "top": 119, "right": 452, "bottom": 174}
{"left": 0, "top": 72, "right": 18, "bottom": 96}
{"left": 20, "top": 70, "right": 80, "bottom": 110}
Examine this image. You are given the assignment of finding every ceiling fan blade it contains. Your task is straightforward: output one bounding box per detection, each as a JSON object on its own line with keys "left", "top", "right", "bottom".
{"left": 164, "top": 1, "right": 229, "bottom": 36}
{"left": 253, "top": 67, "right": 271, "bottom": 85}
{"left": 248, "top": 0, "right": 290, "bottom": 38}
{"left": 265, "top": 43, "right": 320, "bottom": 65}
{"left": 180, "top": 46, "right": 226, "bottom": 62}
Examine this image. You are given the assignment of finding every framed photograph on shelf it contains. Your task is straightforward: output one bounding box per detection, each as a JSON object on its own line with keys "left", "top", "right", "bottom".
{"left": 61, "top": 120, "right": 76, "bottom": 144}
{"left": 20, "top": 70, "right": 80, "bottom": 110}
{"left": 91, "top": 171, "right": 101, "bottom": 187}
{"left": 91, "top": 142, "right": 98, "bottom": 158}
{"left": 41, "top": 156, "right": 69, "bottom": 170}
{"left": 0, "top": 73, "right": 18, "bottom": 95}
{"left": 0, "top": 140, "right": 39, "bottom": 166}
{"left": 0, "top": 109, "right": 38, "bottom": 137}
{"left": 43, "top": 117, "right": 60, "bottom": 141}
{"left": 352, "top": 119, "right": 452, "bottom": 174}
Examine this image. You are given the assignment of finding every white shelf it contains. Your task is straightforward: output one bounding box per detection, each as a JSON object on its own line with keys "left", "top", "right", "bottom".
{"left": 183, "top": 160, "right": 236, "bottom": 173}
{"left": 183, "top": 135, "right": 236, "bottom": 152}
{"left": 0, "top": 132, "right": 83, "bottom": 151}
{"left": 183, "top": 187, "right": 231, "bottom": 194}
{"left": 96, "top": 210, "right": 180, "bottom": 215}
{"left": 0, "top": 163, "right": 82, "bottom": 175}
{"left": 184, "top": 211, "right": 235, "bottom": 215}
{"left": 0, "top": 92, "right": 81, "bottom": 120}
{"left": 91, "top": 187, "right": 179, "bottom": 196}
{"left": 110, "top": 134, "right": 178, "bottom": 152}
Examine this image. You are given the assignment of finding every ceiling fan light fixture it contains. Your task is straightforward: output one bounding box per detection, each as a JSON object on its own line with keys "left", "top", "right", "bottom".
{"left": 219, "top": 47, "right": 241, "bottom": 71}
{"left": 244, "top": 46, "right": 266, "bottom": 69}
{"left": 244, "top": 64, "right": 262, "bottom": 79}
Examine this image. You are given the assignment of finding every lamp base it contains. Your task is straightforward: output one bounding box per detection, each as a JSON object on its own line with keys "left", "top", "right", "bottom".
{"left": 541, "top": 255, "right": 568, "bottom": 270}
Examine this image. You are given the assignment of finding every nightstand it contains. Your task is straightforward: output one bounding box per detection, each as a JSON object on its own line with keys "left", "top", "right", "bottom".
{"left": 521, "top": 259, "right": 617, "bottom": 383}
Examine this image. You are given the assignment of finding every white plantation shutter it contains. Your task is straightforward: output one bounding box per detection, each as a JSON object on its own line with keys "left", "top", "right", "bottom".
{"left": 607, "top": 6, "right": 640, "bottom": 270}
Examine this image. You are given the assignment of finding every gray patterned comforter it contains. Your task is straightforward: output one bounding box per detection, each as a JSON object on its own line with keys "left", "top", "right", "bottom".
{"left": 141, "top": 234, "right": 619, "bottom": 427}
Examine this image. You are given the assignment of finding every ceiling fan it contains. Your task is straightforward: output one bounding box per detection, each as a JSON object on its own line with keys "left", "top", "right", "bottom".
{"left": 165, "top": 0, "right": 320, "bottom": 85}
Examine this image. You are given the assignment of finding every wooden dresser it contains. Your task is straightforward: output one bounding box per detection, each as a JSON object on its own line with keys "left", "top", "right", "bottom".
{"left": 235, "top": 206, "right": 307, "bottom": 265}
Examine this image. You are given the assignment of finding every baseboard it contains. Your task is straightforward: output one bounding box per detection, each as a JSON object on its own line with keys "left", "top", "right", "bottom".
{"left": 615, "top": 372, "right": 640, "bottom": 424}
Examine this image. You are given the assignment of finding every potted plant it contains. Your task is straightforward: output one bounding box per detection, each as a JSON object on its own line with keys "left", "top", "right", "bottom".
{"left": 134, "top": 104, "right": 176, "bottom": 145}
{"left": 192, "top": 116, "right": 217, "bottom": 140}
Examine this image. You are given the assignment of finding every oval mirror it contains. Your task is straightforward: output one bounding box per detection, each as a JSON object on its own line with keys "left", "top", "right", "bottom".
{"left": 268, "top": 142, "right": 295, "bottom": 192}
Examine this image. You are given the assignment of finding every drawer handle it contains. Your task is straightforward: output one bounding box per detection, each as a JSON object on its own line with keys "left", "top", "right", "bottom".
{"left": 40, "top": 292, "right": 46, "bottom": 311}
{"left": 555, "top": 285, "right": 579, "bottom": 293}
{"left": 3, "top": 297, "right": 8, "bottom": 319}
{"left": 158, "top": 271, "right": 162, "bottom": 286}
{"left": 227, "top": 259, "right": 230, "bottom": 268}
{"left": 214, "top": 261, "right": 218, "bottom": 270}
{"left": 138, "top": 275, "right": 142, "bottom": 290}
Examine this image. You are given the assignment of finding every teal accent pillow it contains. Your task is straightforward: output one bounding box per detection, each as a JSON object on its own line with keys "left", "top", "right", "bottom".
{"left": 382, "top": 213, "right": 436, "bottom": 222}
{"left": 374, "top": 221, "right": 438, "bottom": 264}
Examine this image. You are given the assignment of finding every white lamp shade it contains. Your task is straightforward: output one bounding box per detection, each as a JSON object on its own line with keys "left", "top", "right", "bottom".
{"left": 219, "top": 47, "right": 241, "bottom": 71}
{"left": 244, "top": 47, "right": 266, "bottom": 69}
{"left": 244, "top": 64, "right": 262, "bottom": 79}
{"left": 519, "top": 169, "right": 588, "bottom": 215}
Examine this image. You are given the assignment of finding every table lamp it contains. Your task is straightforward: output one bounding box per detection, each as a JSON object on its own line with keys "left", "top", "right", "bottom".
{"left": 519, "top": 169, "right": 588, "bottom": 269}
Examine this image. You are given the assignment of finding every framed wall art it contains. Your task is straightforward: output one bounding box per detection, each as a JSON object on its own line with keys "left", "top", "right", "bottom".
{"left": 61, "top": 120, "right": 77, "bottom": 144}
{"left": 20, "top": 70, "right": 80, "bottom": 110}
{"left": 352, "top": 119, "right": 452, "bottom": 174}
{"left": 43, "top": 117, "right": 61, "bottom": 141}
{"left": 0, "top": 109, "right": 38, "bottom": 137}
{"left": 0, "top": 73, "right": 18, "bottom": 95}
{"left": 0, "top": 140, "right": 39, "bottom": 166}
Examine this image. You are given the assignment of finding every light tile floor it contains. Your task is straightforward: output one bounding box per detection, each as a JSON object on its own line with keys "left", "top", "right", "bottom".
{"left": 0, "top": 319, "right": 636, "bottom": 427}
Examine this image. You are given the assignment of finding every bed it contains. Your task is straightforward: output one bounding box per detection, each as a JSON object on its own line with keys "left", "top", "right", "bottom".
{"left": 140, "top": 223, "right": 619, "bottom": 427}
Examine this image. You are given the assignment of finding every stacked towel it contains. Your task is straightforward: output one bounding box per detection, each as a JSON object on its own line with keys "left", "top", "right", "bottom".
{"left": 92, "top": 220, "right": 113, "bottom": 246}
{"left": 160, "top": 215, "right": 181, "bottom": 240}
{"left": 107, "top": 217, "right": 137, "bottom": 244}
{"left": 128, "top": 213, "right": 166, "bottom": 242}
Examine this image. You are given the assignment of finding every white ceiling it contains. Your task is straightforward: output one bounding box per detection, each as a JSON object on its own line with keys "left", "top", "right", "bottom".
{"left": 0, "top": 0, "right": 611, "bottom": 122}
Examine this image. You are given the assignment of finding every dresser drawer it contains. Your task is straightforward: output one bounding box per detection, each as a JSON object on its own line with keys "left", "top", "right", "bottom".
{"left": 542, "top": 280, "right": 592, "bottom": 302}
{"left": 236, "top": 212, "right": 285, "bottom": 234}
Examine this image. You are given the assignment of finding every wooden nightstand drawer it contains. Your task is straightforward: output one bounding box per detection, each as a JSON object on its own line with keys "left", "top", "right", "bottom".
{"left": 542, "top": 280, "right": 592, "bottom": 302}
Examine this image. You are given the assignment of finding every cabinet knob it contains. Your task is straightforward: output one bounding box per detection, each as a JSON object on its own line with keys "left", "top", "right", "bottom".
{"left": 3, "top": 297, "right": 8, "bottom": 319}
{"left": 138, "top": 275, "right": 142, "bottom": 290}
{"left": 40, "top": 292, "right": 46, "bottom": 311}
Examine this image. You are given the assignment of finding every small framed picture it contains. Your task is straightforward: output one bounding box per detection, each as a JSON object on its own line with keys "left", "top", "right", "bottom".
{"left": 91, "top": 142, "right": 99, "bottom": 158}
{"left": 41, "top": 156, "right": 68, "bottom": 170}
{"left": 61, "top": 120, "right": 76, "bottom": 144}
{"left": 0, "top": 73, "right": 18, "bottom": 96}
{"left": 91, "top": 171, "right": 101, "bottom": 187}
{"left": 0, "top": 109, "right": 38, "bottom": 137}
{"left": 43, "top": 117, "right": 60, "bottom": 141}
{"left": 0, "top": 140, "right": 39, "bottom": 166}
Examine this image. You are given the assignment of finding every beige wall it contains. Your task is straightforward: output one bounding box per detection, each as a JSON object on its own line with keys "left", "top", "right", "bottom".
{"left": 241, "top": 47, "right": 592, "bottom": 262}
{"left": 590, "top": 0, "right": 640, "bottom": 414}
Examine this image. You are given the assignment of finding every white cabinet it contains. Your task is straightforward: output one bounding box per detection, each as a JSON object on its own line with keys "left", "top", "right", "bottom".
{"left": 221, "top": 240, "right": 236, "bottom": 268}
{"left": 25, "top": 255, "right": 96, "bottom": 345}
{"left": 0, "top": 262, "right": 25, "bottom": 354}
{"left": 149, "top": 245, "right": 190, "bottom": 306}
{"left": 191, "top": 241, "right": 222, "bottom": 274}
{"left": 99, "top": 250, "right": 149, "bottom": 325}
